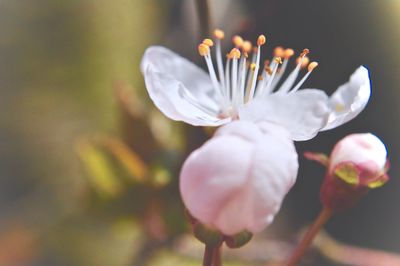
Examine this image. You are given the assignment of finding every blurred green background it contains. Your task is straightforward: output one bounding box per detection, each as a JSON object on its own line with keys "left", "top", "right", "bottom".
{"left": 1, "top": 0, "right": 399, "bottom": 265}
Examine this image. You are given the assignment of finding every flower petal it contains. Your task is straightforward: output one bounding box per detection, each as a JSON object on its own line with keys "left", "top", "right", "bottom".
{"left": 322, "top": 66, "right": 371, "bottom": 131}
{"left": 141, "top": 46, "right": 230, "bottom": 126}
{"left": 245, "top": 130, "right": 298, "bottom": 232}
{"left": 143, "top": 66, "right": 230, "bottom": 126}
{"left": 239, "top": 89, "right": 329, "bottom": 141}
{"left": 180, "top": 134, "right": 254, "bottom": 231}
{"left": 180, "top": 121, "right": 298, "bottom": 235}
{"left": 141, "top": 46, "right": 220, "bottom": 109}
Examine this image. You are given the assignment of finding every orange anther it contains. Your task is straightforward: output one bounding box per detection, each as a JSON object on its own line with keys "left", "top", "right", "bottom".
{"left": 214, "top": 29, "right": 225, "bottom": 39}
{"left": 257, "top": 35, "right": 266, "bottom": 46}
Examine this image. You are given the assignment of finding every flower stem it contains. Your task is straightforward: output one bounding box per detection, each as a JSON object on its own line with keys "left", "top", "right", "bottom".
{"left": 286, "top": 207, "right": 333, "bottom": 266}
{"left": 195, "top": 0, "right": 211, "bottom": 38}
{"left": 203, "top": 244, "right": 222, "bottom": 266}
{"left": 212, "top": 245, "right": 222, "bottom": 266}
{"left": 203, "top": 244, "right": 214, "bottom": 266}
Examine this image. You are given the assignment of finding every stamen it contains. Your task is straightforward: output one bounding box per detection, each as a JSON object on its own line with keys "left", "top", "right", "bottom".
{"left": 237, "top": 45, "right": 249, "bottom": 102}
{"left": 296, "top": 56, "right": 310, "bottom": 68}
{"left": 238, "top": 54, "right": 247, "bottom": 105}
{"left": 274, "top": 46, "right": 284, "bottom": 58}
{"left": 230, "top": 48, "right": 241, "bottom": 104}
{"left": 279, "top": 49, "right": 311, "bottom": 93}
{"left": 284, "top": 48, "right": 295, "bottom": 59}
{"left": 262, "top": 57, "right": 282, "bottom": 95}
{"left": 254, "top": 61, "right": 271, "bottom": 97}
{"left": 270, "top": 48, "right": 294, "bottom": 89}
{"left": 202, "top": 38, "right": 214, "bottom": 47}
{"left": 225, "top": 57, "right": 231, "bottom": 100}
{"left": 229, "top": 48, "right": 241, "bottom": 59}
{"left": 232, "top": 35, "right": 244, "bottom": 48}
{"left": 213, "top": 29, "right": 225, "bottom": 39}
{"left": 265, "top": 65, "right": 272, "bottom": 75}
{"left": 257, "top": 35, "right": 266, "bottom": 46}
{"left": 242, "top": 41, "right": 252, "bottom": 53}
{"left": 308, "top": 61, "right": 318, "bottom": 72}
{"left": 214, "top": 32, "right": 226, "bottom": 97}
{"left": 198, "top": 43, "right": 210, "bottom": 56}
{"left": 291, "top": 61, "right": 319, "bottom": 93}
{"left": 195, "top": 30, "right": 320, "bottom": 118}
{"left": 244, "top": 63, "right": 257, "bottom": 102}
{"left": 248, "top": 35, "right": 265, "bottom": 100}
{"left": 199, "top": 43, "right": 225, "bottom": 102}
{"left": 300, "top": 48, "right": 310, "bottom": 57}
{"left": 275, "top": 56, "right": 283, "bottom": 64}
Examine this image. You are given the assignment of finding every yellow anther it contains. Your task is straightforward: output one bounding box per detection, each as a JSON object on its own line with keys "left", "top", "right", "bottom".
{"left": 274, "top": 46, "right": 284, "bottom": 57}
{"left": 226, "top": 53, "right": 232, "bottom": 59}
{"left": 229, "top": 48, "right": 241, "bottom": 59}
{"left": 308, "top": 61, "right": 319, "bottom": 72}
{"left": 296, "top": 56, "right": 310, "bottom": 68}
{"left": 198, "top": 43, "right": 210, "bottom": 56}
{"left": 214, "top": 29, "right": 225, "bottom": 39}
{"left": 250, "top": 63, "right": 257, "bottom": 71}
{"left": 242, "top": 41, "right": 252, "bottom": 53}
{"left": 265, "top": 66, "right": 272, "bottom": 75}
{"left": 257, "top": 34, "right": 266, "bottom": 46}
{"left": 202, "top": 38, "right": 214, "bottom": 47}
{"left": 232, "top": 35, "right": 244, "bottom": 47}
{"left": 300, "top": 48, "right": 310, "bottom": 57}
{"left": 274, "top": 57, "right": 283, "bottom": 64}
{"left": 284, "top": 48, "right": 295, "bottom": 59}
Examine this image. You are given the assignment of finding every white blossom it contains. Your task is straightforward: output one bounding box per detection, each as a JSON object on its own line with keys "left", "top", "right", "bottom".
{"left": 141, "top": 30, "right": 371, "bottom": 141}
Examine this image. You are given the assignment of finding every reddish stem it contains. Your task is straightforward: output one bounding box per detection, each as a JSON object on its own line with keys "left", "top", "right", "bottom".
{"left": 213, "top": 245, "right": 222, "bottom": 266}
{"left": 203, "top": 245, "right": 214, "bottom": 266}
{"left": 286, "top": 207, "right": 333, "bottom": 266}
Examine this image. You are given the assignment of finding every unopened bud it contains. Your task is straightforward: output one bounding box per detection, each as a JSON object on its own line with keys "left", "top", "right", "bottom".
{"left": 307, "top": 133, "right": 389, "bottom": 212}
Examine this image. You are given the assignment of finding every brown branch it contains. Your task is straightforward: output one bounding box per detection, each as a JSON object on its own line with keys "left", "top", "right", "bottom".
{"left": 286, "top": 207, "right": 333, "bottom": 266}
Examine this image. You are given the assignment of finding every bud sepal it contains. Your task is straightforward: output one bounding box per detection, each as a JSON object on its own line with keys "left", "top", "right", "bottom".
{"left": 224, "top": 230, "right": 253, "bottom": 249}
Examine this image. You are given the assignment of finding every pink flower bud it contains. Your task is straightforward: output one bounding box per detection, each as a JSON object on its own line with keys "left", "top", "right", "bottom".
{"left": 319, "top": 133, "right": 389, "bottom": 211}
{"left": 180, "top": 121, "right": 298, "bottom": 236}
{"left": 329, "top": 133, "right": 387, "bottom": 178}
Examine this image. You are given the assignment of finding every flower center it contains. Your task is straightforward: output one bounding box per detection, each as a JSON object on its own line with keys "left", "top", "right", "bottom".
{"left": 198, "top": 29, "right": 319, "bottom": 119}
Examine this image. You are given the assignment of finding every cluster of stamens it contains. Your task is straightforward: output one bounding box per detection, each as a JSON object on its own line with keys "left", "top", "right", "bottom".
{"left": 197, "top": 29, "right": 319, "bottom": 119}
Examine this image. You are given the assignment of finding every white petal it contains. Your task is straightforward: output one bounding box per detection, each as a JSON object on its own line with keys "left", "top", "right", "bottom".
{"left": 141, "top": 46, "right": 220, "bottom": 110}
{"left": 245, "top": 131, "right": 298, "bottom": 232}
{"left": 180, "top": 121, "right": 298, "bottom": 235}
{"left": 322, "top": 66, "right": 371, "bottom": 131}
{"left": 141, "top": 46, "right": 229, "bottom": 126}
{"left": 180, "top": 134, "right": 254, "bottom": 231}
{"left": 215, "top": 120, "right": 265, "bottom": 142}
{"left": 239, "top": 89, "right": 330, "bottom": 141}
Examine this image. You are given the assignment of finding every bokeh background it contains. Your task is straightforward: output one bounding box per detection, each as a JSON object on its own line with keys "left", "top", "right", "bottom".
{"left": 1, "top": 0, "right": 399, "bottom": 265}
